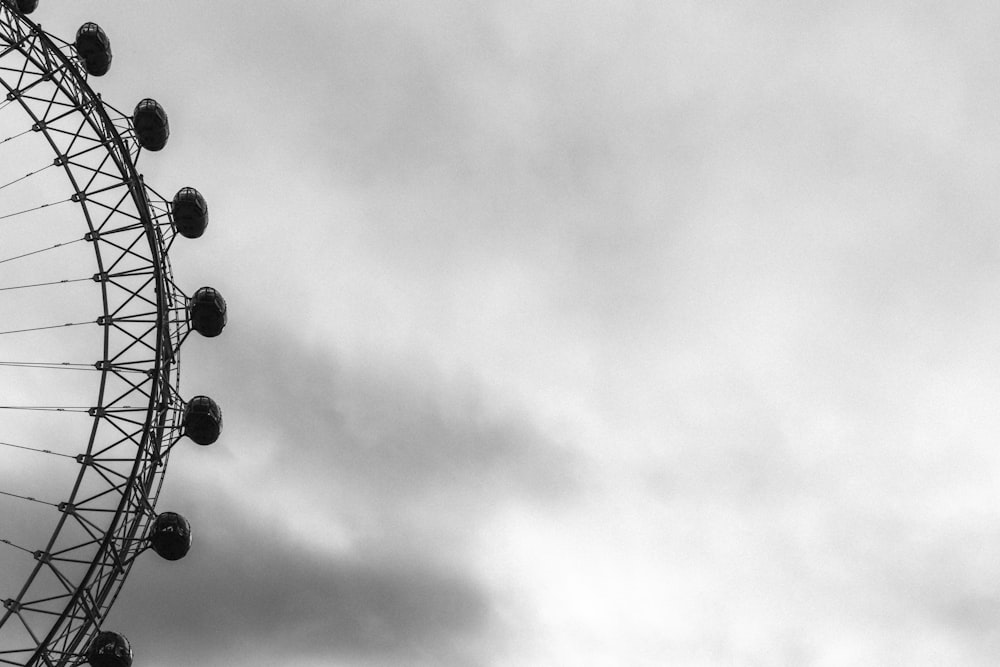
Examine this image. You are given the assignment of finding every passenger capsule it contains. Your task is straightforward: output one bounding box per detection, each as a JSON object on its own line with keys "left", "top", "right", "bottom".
{"left": 16, "top": 0, "right": 37, "bottom": 14}
{"left": 75, "top": 23, "right": 112, "bottom": 76}
{"left": 149, "top": 511, "right": 192, "bottom": 561}
{"left": 189, "top": 286, "right": 227, "bottom": 337}
{"left": 184, "top": 395, "right": 222, "bottom": 445}
{"left": 86, "top": 631, "right": 133, "bottom": 667}
{"left": 132, "top": 98, "right": 169, "bottom": 151}
{"left": 172, "top": 187, "right": 209, "bottom": 239}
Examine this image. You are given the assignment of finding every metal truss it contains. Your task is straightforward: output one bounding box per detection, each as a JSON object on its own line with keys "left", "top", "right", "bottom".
{"left": 0, "top": 4, "right": 191, "bottom": 665}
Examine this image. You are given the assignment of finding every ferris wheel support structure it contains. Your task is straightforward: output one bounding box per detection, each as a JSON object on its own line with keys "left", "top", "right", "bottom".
{"left": 0, "top": 2, "right": 227, "bottom": 665}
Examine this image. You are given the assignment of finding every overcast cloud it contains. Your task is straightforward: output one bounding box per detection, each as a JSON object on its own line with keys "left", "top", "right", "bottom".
{"left": 6, "top": 1, "right": 1000, "bottom": 665}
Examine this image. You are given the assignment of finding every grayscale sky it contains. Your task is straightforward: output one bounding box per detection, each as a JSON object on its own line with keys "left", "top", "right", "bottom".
{"left": 22, "top": 1, "right": 1000, "bottom": 665}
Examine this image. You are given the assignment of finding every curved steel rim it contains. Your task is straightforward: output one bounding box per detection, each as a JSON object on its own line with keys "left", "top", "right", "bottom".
{"left": 0, "top": 4, "right": 188, "bottom": 665}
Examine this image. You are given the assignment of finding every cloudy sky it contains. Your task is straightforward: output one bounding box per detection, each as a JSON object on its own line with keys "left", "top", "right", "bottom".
{"left": 8, "top": 1, "right": 1000, "bottom": 664}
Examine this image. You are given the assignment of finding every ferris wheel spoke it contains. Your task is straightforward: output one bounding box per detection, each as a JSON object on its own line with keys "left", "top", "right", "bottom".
{"left": 0, "top": 124, "right": 29, "bottom": 144}
{"left": 0, "top": 277, "right": 90, "bottom": 292}
{"left": 0, "top": 321, "right": 90, "bottom": 336}
{"left": 0, "top": 540, "right": 33, "bottom": 557}
{"left": 0, "top": 441, "right": 75, "bottom": 459}
{"left": 0, "top": 362, "right": 99, "bottom": 372}
{"left": 0, "top": 237, "right": 85, "bottom": 265}
{"left": 0, "top": 490, "right": 57, "bottom": 508}
{"left": 0, "top": 407, "right": 89, "bottom": 413}
{"left": 0, "top": 197, "right": 71, "bottom": 222}
{"left": 0, "top": 160, "right": 55, "bottom": 191}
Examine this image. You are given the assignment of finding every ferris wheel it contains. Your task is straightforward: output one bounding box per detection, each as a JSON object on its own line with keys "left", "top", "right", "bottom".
{"left": 0, "top": 1, "right": 227, "bottom": 665}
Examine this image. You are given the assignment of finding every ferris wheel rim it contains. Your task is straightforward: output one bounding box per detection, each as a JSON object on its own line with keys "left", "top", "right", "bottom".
{"left": 0, "top": 4, "right": 195, "bottom": 665}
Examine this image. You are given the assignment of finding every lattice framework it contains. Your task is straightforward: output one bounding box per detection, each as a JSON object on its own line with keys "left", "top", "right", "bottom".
{"left": 0, "top": 5, "right": 195, "bottom": 665}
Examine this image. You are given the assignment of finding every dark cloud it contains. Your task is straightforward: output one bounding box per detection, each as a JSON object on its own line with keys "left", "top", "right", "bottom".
{"left": 107, "top": 315, "right": 581, "bottom": 666}
{"left": 112, "top": 495, "right": 494, "bottom": 667}
{"left": 197, "top": 315, "right": 582, "bottom": 514}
